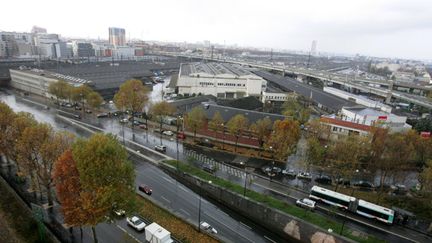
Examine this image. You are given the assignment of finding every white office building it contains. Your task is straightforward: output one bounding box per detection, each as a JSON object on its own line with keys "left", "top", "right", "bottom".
{"left": 177, "top": 62, "right": 267, "bottom": 99}
{"left": 340, "top": 106, "right": 411, "bottom": 132}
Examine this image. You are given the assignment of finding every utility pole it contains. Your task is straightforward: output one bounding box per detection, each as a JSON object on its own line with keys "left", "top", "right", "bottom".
{"left": 210, "top": 45, "right": 214, "bottom": 60}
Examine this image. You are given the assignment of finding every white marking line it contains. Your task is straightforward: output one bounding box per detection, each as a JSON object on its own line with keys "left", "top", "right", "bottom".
{"left": 116, "top": 224, "right": 142, "bottom": 243}
{"left": 180, "top": 208, "right": 191, "bottom": 216}
{"left": 162, "top": 176, "right": 174, "bottom": 184}
{"left": 160, "top": 196, "right": 171, "bottom": 203}
{"left": 240, "top": 221, "right": 252, "bottom": 230}
{"left": 179, "top": 185, "right": 189, "bottom": 193}
{"left": 264, "top": 235, "right": 277, "bottom": 243}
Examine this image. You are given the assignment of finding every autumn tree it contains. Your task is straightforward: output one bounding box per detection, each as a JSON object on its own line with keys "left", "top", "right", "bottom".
{"left": 282, "top": 96, "right": 311, "bottom": 124}
{"left": 3, "top": 112, "right": 37, "bottom": 175}
{"left": 250, "top": 117, "right": 272, "bottom": 154}
{"left": 150, "top": 101, "right": 176, "bottom": 144}
{"left": 39, "top": 131, "right": 74, "bottom": 206}
{"left": 71, "top": 85, "right": 92, "bottom": 104}
{"left": 16, "top": 123, "right": 73, "bottom": 206}
{"left": 307, "top": 118, "right": 331, "bottom": 140}
{"left": 86, "top": 91, "right": 104, "bottom": 110}
{"left": 53, "top": 149, "right": 86, "bottom": 240}
{"left": 0, "top": 102, "right": 16, "bottom": 164}
{"left": 72, "top": 133, "right": 136, "bottom": 243}
{"left": 265, "top": 119, "right": 301, "bottom": 161}
{"left": 48, "top": 80, "right": 72, "bottom": 105}
{"left": 114, "top": 79, "right": 149, "bottom": 139}
{"left": 226, "top": 114, "right": 249, "bottom": 152}
{"left": 16, "top": 123, "right": 52, "bottom": 200}
{"left": 420, "top": 159, "right": 432, "bottom": 192}
{"left": 305, "top": 137, "right": 326, "bottom": 168}
{"left": 326, "top": 135, "right": 369, "bottom": 191}
{"left": 185, "top": 106, "right": 206, "bottom": 140}
{"left": 208, "top": 111, "right": 224, "bottom": 137}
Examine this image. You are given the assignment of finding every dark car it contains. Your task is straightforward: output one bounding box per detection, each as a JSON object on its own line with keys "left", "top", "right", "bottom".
{"left": 139, "top": 124, "right": 147, "bottom": 130}
{"left": 97, "top": 113, "right": 109, "bottom": 118}
{"left": 202, "top": 164, "right": 216, "bottom": 173}
{"left": 336, "top": 178, "right": 351, "bottom": 186}
{"left": 74, "top": 106, "right": 82, "bottom": 110}
{"left": 73, "top": 114, "right": 81, "bottom": 120}
{"left": 353, "top": 180, "right": 375, "bottom": 189}
{"left": 138, "top": 185, "right": 152, "bottom": 195}
{"left": 315, "top": 175, "right": 332, "bottom": 185}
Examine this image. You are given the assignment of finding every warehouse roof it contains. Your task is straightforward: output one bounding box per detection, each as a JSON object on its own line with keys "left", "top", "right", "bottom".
{"left": 253, "top": 70, "right": 356, "bottom": 111}
{"left": 180, "top": 62, "right": 257, "bottom": 78}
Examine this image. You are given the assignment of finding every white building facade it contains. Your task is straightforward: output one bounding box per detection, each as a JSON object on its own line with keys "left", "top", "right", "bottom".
{"left": 177, "top": 62, "right": 267, "bottom": 99}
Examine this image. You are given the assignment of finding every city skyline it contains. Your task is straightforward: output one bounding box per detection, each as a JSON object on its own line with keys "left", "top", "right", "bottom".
{"left": 1, "top": 0, "right": 432, "bottom": 60}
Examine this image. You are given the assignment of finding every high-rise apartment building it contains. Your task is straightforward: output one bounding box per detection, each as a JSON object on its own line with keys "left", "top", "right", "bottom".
{"left": 109, "top": 27, "right": 126, "bottom": 46}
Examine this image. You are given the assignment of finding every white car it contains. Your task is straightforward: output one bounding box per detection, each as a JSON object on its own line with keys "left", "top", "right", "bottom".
{"left": 126, "top": 216, "right": 146, "bottom": 231}
{"left": 297, "top": 172, "right": 312, "bottom": 180}
{"left": 120, "top": 118, "right": 129, "bottom": 123}
{"left": 200, "top": 221, "right": 217, "bottom": 234}
{"left": 296, "top": 198, "right": 316, "bottom": 210}
{"left": 114, "top": 209, "right": 125, "bottom": 216}
{"left": 162, "top": 130, "right": 174, "bottom": 136}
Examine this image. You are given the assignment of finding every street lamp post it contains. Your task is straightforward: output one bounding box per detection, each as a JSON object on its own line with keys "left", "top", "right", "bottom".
{"left": 176, "top": 115, "right": 182, "bottom": 171}
{"left": 243, "top": 163, "right": 248, "bottom": 197}
{"left": 221, "top": 123, "right": 225, "bottom": 150}
{"left": 198, "top": 180, "right": 212, "bottom": 232}
{"left": 269, "top": 146, "right": 275, "bottom": 181}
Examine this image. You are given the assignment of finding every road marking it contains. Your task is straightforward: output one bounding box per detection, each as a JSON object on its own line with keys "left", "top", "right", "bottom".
{"left": 240, "top": 221, "right": 252, "bottom": 230}
{"left": 180, "top": 208, "right": 191, "bottom": 217}
{"left": 179, "top": 185, "right": 189, "bottom": 193}
{"left": 160, "top": 196, "right": 171, "bottom": 204}
{"left": 162, "top": 176, "right": 174, "bottom": 184}
{"left": 116, "top": 224, "right": 142, "bottom": 243}
{"left": 264, "top": 235, "right": 277, "bottom": 243}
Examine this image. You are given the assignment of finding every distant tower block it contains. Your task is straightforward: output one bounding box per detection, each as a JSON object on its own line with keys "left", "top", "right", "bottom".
{"left": 311, "top": 40, "right": 317, "bottom": 56}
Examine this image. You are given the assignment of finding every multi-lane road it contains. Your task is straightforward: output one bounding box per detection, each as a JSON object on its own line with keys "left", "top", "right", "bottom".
{"left": 0, "top": 91, "right": 283, "bottom": 243}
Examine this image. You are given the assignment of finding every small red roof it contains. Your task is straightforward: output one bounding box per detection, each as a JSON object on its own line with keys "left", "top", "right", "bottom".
{"left": 320, "top": 117, "right": 371, "bottom": 132}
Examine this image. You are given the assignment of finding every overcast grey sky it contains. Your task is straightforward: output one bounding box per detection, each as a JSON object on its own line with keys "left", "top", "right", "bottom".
{"left": 1, "top": 0, "right": 431, "bottom": 60}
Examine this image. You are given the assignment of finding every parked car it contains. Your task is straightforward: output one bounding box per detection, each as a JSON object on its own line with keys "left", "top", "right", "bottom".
{"left": 296, "top": 198, "right": 316, "bottom": 210}
{"left": 336, "top": 178, "right": 351, "bottom": 186}
{"left": 139, "top": 124, "right": 147, "bottom": 130}
{"left": 133, "top": 120, "right": 141, "bottom": 126}
{"left": 297, "top": 172, "right": 312, "bottom": 180}
{"left": 315, "top": 175, "right": 332, "bottom": 185}
{"left": 113, "top": 209, "right": 125, "bottom": 216}
{"left": 177, "top": 132, "right": 186, "bottom": 139}
{"left": 97, "top": 113, "right": 109, "bottom": 118}
{"left": 74, "top": 106, "right": 82, "bottom": 110}
{"left": 153, "top": 128, "right": 163, "bottom": 134}
{"left": 162, "top": 130, "right": 174, "bottom": 136}
{"left": 138, "top": 184, "right": 152, "bottom": 195}
{"left": 126, "top": 216, "right": 146, "bottom": 231}
{"left": 200, "top": 221, "right": 217, "bottom": 234}
{"left": 202, "top": 164, "right": 216, "bottom": 173}
{"left": 85, "top": 109, "right": 92, "bottom": 114}
{"left": 282, "top": 169, "right": 297, "bottom": 177}
{"left": 120, "top": 118, "right": 129, "bottom": 123}
{"left": 353, "top": 180, "right": 375, "bottom": 189}
{"left": 154, "top": 145, "right": 166, "bottom": 153}
{"left": 73, "top": 114, "right": 81, "bottom": 120}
